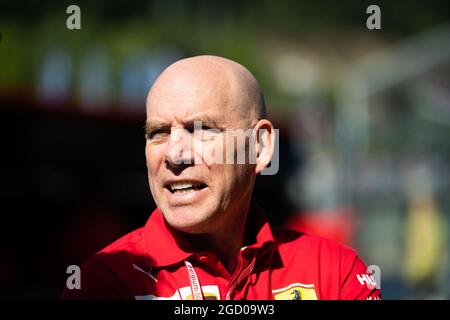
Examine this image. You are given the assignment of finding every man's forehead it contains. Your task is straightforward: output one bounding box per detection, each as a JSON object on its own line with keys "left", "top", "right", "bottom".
{"left": 147, "top": 72, "right": 231, "bottom": 109}
{"left": 146, "top": 82, "right": 234, "bottom": 126}
{"left": 147, "top": 91, "right": 222, "bottom": 112}
{"left": 146, "top": 110, "right": 224, "bottom": 127}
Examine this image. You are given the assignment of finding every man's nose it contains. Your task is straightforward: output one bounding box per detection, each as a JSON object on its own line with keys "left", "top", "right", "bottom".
{"left": 164, "top": 128, "right": 193, "bottom": 167}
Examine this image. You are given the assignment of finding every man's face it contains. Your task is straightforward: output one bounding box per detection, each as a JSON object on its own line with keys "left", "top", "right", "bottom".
{"left": 145, "top": 69, "right": 255, "bottom": 234}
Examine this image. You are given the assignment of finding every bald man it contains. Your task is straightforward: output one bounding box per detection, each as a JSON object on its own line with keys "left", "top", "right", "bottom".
{"left": 62, "top": 56, "right": 381, "bottom": 300}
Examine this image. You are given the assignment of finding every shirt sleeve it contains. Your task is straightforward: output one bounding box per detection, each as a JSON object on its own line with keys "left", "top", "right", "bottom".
{"left": 339, "top": 247, "right": 382, "bottom": 300}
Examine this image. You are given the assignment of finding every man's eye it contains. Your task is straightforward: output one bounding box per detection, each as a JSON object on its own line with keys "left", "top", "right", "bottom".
{"left": 197, "top": 125, "right": 211, "bottom": 131}
{"left": 146, "top": 130, "right": 169, "bottom": 140}
{"left": 188, "top": 124, "right": 212, "bottom": 133}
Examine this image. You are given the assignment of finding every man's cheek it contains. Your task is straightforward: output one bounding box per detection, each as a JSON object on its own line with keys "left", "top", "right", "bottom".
{"left": 147, "top": 178, "right": 157, "bottom": 200}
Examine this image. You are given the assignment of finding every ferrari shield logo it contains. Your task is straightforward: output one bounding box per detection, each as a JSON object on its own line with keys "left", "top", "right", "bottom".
{"left": 272, "top": 282, "right": 318, "bottom": 300}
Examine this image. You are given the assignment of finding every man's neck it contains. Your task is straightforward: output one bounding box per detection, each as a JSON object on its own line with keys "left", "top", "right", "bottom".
{"left": 184, "top": 203, "right": 251, "bottom": 275}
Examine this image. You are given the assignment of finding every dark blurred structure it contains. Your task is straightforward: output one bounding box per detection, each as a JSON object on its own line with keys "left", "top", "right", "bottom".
{"left": 1, "top": 0, "right": 449, "bottom": 299}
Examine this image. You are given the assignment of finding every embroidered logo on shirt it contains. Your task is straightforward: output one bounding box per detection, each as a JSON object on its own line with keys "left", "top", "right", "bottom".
{"left": 356, "top": 273, "right": 377, "bottom": 289}
{"left": 272, "top": 282, "right": 318, "bottom": 300}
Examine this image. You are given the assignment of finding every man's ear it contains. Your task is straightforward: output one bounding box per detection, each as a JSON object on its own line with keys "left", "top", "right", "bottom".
{"left": 254, "top": 119, "right": 275, "bottom": 174}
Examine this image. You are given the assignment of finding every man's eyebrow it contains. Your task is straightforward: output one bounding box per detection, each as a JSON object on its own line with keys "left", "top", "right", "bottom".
{"left": 144, "top": 116, "right": 222, "bottom": 133}
{"left": 181, "top": 116, "right": 221, "bottom": 128}
{"left": 144, "top": 120, "right": 170, "bottom": 133}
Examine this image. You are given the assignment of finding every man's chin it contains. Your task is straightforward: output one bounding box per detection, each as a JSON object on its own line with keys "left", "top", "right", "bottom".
{"left": 162, "top": 208, "right": 213, "bottom": 234}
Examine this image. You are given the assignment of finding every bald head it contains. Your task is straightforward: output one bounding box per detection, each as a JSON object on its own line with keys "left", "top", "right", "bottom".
{"left": 147, "top": 55, "right": 266, "bottom": 124}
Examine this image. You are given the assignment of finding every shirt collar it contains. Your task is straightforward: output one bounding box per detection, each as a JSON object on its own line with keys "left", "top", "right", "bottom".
{"left": 143, "top": 204, "right": 276, "bottom": 267}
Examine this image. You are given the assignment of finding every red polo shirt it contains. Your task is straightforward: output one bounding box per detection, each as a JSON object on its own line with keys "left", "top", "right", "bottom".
{"left": 62, "top": 206, "right": 381, "bottom": 300}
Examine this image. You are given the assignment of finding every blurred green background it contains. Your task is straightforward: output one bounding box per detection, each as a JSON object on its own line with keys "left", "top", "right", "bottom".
{"left": 1, "top": 0, "right": 449, "bottom": 299}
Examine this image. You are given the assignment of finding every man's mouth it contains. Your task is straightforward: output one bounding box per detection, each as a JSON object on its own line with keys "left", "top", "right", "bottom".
{"left": 166, "top": 182, "right": 207, "bottom": 194}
